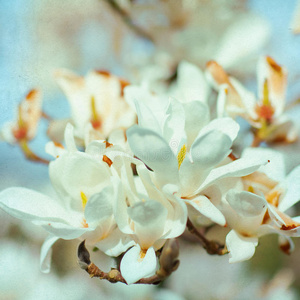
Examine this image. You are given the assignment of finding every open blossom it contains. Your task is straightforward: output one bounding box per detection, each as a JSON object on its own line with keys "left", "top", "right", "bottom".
{"left": 125, "top": 86, "right": 267, "bottom": 227}
{"left": 115, "top": 160, "right": 187, "bottom": 284}
{"left": 0, "top": 124, "right": 133, "bottom": 272}
{"left": 206, "top": 56, "right": 298, "bottom": 144}
{"left": 0, "top": 89, "right": 42, "bottom": 144}
{"left": 220, "top": 148, "right": 300, "bottom": 263}
{"left": 48, "top": 69, "right": 136, "bottom": 145}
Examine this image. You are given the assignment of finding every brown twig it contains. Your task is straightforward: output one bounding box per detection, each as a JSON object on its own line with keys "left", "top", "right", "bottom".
{"left": 78, "top": 239, "right": 179, "bottom": 285}
{"left": 186, "top": 219, "right": 227, "bottom": 255}
{"left": 103, "top": 0, "right": 154, "bottom": 43}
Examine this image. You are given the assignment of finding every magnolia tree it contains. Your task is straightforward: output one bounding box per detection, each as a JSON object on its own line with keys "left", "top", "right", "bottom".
{"left": 1, "top": 57, "right": 300, "bottom": 286}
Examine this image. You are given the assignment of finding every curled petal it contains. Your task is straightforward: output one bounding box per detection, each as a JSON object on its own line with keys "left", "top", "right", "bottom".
{"left": 40, "top": 235, "right": 60, "bottom": 273}
{"left": 279, "top": 165, "right": 300, "bottom": 212}
{"left": 95, "top": 227, "right": 135, "bottom": 257}
{"left": 120, "top": 245, "right": 157, "bottom": 285}
{"left": 226, "top": 230, "right": 258, "bottom": 263}
{"left": 186, "top": 196, "right": 226, "bottom": 226}
{"left": 196, "top": 156, "right": 268, "bottom": 194}
{"left": 226, "top": 190, "right": 267, "bottom": 218}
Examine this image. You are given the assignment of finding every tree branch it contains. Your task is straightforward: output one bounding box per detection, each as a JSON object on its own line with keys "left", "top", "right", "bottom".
{"left": 103, "top": 0, "right": 154, "bottom": 43}
{"left": 186, "top": 219, "right": 228, "bottom": 255}
{"left": 78, "top": 239, "right": 179, "bottom": 285}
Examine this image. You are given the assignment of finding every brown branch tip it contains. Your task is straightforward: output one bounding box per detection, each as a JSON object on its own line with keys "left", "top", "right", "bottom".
{"left": 77, "top": 239, "right": 180, "bottom": 285}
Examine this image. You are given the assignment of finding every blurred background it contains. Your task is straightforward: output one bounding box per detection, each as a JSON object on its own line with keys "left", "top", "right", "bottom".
{"left": 1, "top": 0, "right": 300, "bottom": 299}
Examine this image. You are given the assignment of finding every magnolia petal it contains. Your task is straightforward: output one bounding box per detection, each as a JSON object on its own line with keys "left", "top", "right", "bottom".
{"left": 45, "top": 141, "right": 66, "bottom": 158}
{"left": 268, "top": 205, "right": 300, "bottom": 236}
{"left": 214, "top": 15, "right": 269, "bottom": 70}
{"left": 49, "top": 151, "right": 111, "bottom": 212}
{"left": 127, "top": 126, "right": 179, "bottom": 186}
{"left": 120, "top": 245, "right": 157, "bottom": 285}
{"left": 47, "top": 119, "right": 70, "bottom": 144}
{"left": 197, "top": 157, "right": 267, "bottom": 194}
{"left": 114, "top": 180, "right": 134, "bottom": 235}
{"left": 85, "top": 140, "right": 107, "bottom": 157}
{"left": 124, "top": 85, "right": 168, "bottom": 125}
{"left": 191, "top": 130, "right": 232, "bottom": 168}
{"left": 257, "top": 56, "right": 287, "bottom": 116}
{"left": 226, "top": 230, "right": 258, "bottom": 263}
{"left": 278, "top": 235, "right": 295, "bottom": 255}
{"left": 196, "top": 117, "right": 239, "bottom": 143}
{"left": 229, "top": 77, "right": 257, "bottom": 120}
{"left": 279, "top": 165, "right": 300, "bottom": 212}
{"left": 84, "top": 185, "right": 114, "bottom": 227}
{"left": 38, "top": 221, "right": 93, "bottom": 240}
{"left": 264, "top": 117, "right": 298, "bottom": 144}
{"left": 163, "top": 98, "right": 186, "bottom": 154}
{"left": 176, "top": 61, "right": 210, "bottom": 103}
{"left": 0, "top": 122, "right": 16, "bottom": 144}
{"left": 216, "top": 85, "right": 228, "bottom": 118}
{"left": 95, "top": 227, "right": 135, "bottom": 257}
{"left": 0, "top": 187, "right": 70, "bottom": 223}
{"left": 242, "top": 147, "right": 285, "bottom": 182}
{"left": 267, "top": 204, "right": 286, "bottom": 227}
{"left": 182, "top": 101, "right": 210, "bottom": 146}
{"left": 186, "top": 196, "right": 226, "bottom": 226}
{"left": 64, "top": 123, "right": 77, "bottom": 152}
{"left": 160, "top": 184, "right": 188, "bottom": 239}
{"left": 128, "top": 200, "right": 168, "bottom": 248}
{"left": 0, "top": 188, "right": 91, "bottom": 239}
{"left": 226, "top": 190, "right": 267, "bottom": 218}
{"left": 135, "top": 100, "right": 161, "bottom": 133}
{"left": 40, "top": 235, "right": 60, "bottom": 273}
{"left": 54, "top": 68, "right": 84, "bottom": 96}
{"left": 179, "top": 155, "right": 210, "bottom": 197}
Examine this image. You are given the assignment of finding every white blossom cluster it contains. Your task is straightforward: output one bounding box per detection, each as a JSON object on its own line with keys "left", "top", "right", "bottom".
{"left": 0, "top": 57, "right": 300, "bottom": 285}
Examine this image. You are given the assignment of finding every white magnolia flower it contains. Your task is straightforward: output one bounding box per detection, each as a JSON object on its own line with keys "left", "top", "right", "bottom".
{"left": 0, "top": 124, "right": 133, "bottom": 272}
{"left": 115, "top": 158, "right": 187, "bottom": 284}
{"left": 221, "top": 148, "right": 300, "bottom": 263}
{"left": 48, "top": 69, "right": 136, "bottom": 145}
{"left": 125, "top": 87, "right": 266, "bottom": 226}
{"left": 0, "top": 89, "right": 42, "bottom": 144}
{"left": 206, "top": 57, "right": 298, "bottom": 144}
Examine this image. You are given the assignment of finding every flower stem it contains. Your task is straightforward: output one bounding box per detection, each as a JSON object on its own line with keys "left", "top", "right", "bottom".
{"left": 77, "top": 240, "right": 179, "bottom": 285}
{"left": 103, "top": 0, "right": 154, "bottom": 43}
{"left": 186, "top": 219, "right": 228, "bottom": 255}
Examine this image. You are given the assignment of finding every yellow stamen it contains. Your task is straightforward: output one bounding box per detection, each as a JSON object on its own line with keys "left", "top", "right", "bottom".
{"left": 17, "top": 105, "right": 25, "bottom": 129}
{"left": 138, "top": 249, "right": 147, "bottom": 262}
{"left": 265, "top": 189, "right": 282, "bottom": 207}
{"left": 177, "top": 144, "right": 187, "bottom": 169}
{"left": 262, "top": 79, "right": 270, "bottom": 106}
{"left": 91, "top": 96, "right": 97, "bottom": 120}
{"left": 90, "top": 96, "right": 101, "bottom": 129}
{"left": 248, "top": 186, "right": 254, "bottom": 193}
{"left": 80, "top": 191, "right": 88, "bottom": 209}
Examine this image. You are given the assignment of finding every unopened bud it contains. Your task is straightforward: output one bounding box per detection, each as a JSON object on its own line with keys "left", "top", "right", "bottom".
{"left": 77, "top": 240, "right": 91, "bottom": 269}
{"left": 157, "top": 239, "right": 180, "bottom": 277}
